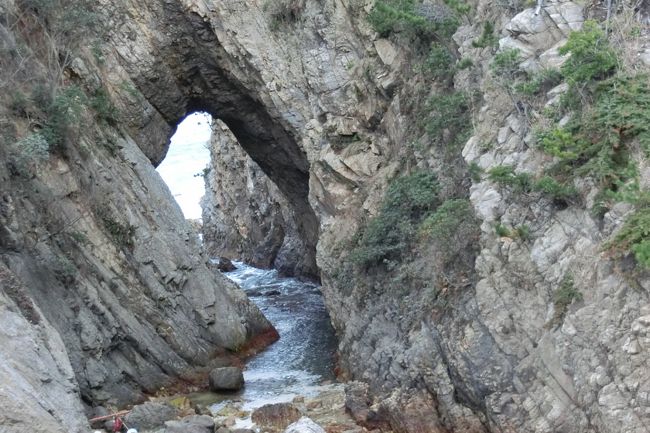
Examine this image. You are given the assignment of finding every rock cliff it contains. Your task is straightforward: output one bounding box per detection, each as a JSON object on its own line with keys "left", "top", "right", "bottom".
{"left": 1, "top": 0, "right": 273, "bottom": 430}
{"left": 1, "top": 0, "right": 649, "bottom": 432}
{"left": 201, "top": 120, "right": 316, "bottom": 278}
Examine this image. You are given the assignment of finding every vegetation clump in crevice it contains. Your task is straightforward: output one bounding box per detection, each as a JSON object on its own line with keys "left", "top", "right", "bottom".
{"left": 351, "top": 171, "right": 441, "bottom": 267}
{"left": 368, "top": 0, "right": 466, "bottom": 44}
{"left": 472, "top": 21, "right": 498, "bottom": 49}
{"left": 94, "top": 205, "right": 135, "bottom": 249}
{"left": 263, "top": 0, "right": 306, "bottom": 31}
{"left": 425, "top": 91, "right": 474, "bottom": 151}
{"left": 550, "top": 274, "right": 582, "bottom": 325}
{"left": 419, "top": 198, "right": 479, "bottom": 249}
{"left": 605, "top": 206, "right": 650, "bottom": 269}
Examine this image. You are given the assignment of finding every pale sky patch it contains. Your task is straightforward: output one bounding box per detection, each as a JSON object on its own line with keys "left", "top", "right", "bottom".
{"left": 156, "top": 112, "right": 212, "bottom": 220}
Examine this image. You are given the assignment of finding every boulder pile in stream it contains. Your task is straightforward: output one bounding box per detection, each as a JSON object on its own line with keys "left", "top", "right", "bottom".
{"left": 209, "top": 367, "right": 245, "bottom": 391}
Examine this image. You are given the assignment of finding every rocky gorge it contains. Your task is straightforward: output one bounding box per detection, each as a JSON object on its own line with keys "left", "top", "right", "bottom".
{"left": 1, "top": 0, "right": 649, "bottom": 432}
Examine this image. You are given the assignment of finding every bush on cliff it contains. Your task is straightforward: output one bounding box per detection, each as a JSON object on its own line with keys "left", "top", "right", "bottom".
{"left": 368, "top": 0, "right": 461, "bottom": 42}
{"left": 351, "top": 172, "right": 440, "bottom": 267}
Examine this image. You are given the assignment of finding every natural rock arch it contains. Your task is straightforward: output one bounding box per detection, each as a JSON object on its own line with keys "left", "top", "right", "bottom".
{"left": 103, "top": 0, "right": 319, "bottom": 276}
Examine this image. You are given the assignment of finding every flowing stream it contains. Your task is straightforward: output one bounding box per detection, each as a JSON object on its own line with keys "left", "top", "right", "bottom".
{"left": 201, "top": 261, "right": 338, "bottom": 417}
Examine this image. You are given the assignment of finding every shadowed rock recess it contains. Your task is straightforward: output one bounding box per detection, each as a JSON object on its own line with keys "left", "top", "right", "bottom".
{"left": 1, "top": 0, "right": 650, "bottom": 432}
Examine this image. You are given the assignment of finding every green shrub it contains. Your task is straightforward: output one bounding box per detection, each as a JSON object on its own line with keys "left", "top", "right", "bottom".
{"left": 533, "top": 176, "right": 576, "bottom": 202}
{"left": 423, "top": 45, "right": 455, "bottom": 81}
{"left": 552, "top": 274, "right": 582, "bottom": 323}
{"left": 472, "top": 22, "right": 498, "bottom": 49}
{"left": 605, "top": 207, "right": 650, "bottom": 268}
{"left": 490, "top": 48, "right": 521, "bottom": 80}
{"left": 352, "top": 172, "right": 440, "bottom": 266}
{"left": 425, "top": 91, "right": 472, "bottom": 148}
{"left": 11, "top": 132, "right": 50, "bottom": 175}
{"left": 537, "top": 75, "right": 650, "bottom": 194}
{"left": 15, "top": 133, "right": 50, "bottom": 162}
{"left": 514, "top": 68, "right": 562, "bottom": 96}
{"left": 538, "top": 127, "right": 582, "bottom": 159}
{"left": 590, "top": 74, "right": 650, "bottom": 153}
{"left": 90, "top": 88, "right": 118, "bottom": 123}
{"left": 368, "top": 0, "right": 459, "bottom": 41}
{"left": 41, "top": 85, "right": 88, "bottom": 151}
{"left": 442, "top": 0, "right": 471, "bottom": 15}
{"left": 382, "top": 171, "right": 440, "bottom": 218}
{"left": 419, "top": 199, "right": 477, "bottom": 247}
{"left": 559, "top": 20, "right": 618, "bottom": 85}
{"left": 488, "top": 165, "right": 532, "bottom": 192}
{"left": 468, "top": 161, "right": 482, "bottom": 182}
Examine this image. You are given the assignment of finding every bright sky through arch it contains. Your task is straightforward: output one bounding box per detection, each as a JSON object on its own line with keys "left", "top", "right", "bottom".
{"left": 156, "top": 112, "right": 212, "bottom": 220}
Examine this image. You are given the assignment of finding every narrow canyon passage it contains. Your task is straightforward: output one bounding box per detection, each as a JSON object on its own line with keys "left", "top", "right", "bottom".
{"left": 215, "top": 262, "right": 337, "bottom": 425}
{"left": 155, "top": 112, "right": 338, "bottom": 420}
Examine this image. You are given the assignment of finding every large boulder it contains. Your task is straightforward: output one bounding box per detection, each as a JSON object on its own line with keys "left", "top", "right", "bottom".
{"left": 123, "top": 402, "right": 179, "bottom": 431}
{"left": 208, "top": 367, "right": 244, "bottom": 391}
{"left": 283, "top": 417, "right": 326, "bottom": 433}
{"left": 251, "top": 402, "right": 301, "bottom": 431}
{"left": 344, "top": 381, "right": 370, "bottom": 424}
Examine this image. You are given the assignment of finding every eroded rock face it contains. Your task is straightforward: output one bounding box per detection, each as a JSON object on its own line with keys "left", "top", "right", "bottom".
{"left": 201, "top": 121, "right": 316, "bottom": 278}
{"left": 0, "top": 0, "right": 274, "bottom": 429}
{"left": 0, "top": 265, "right": 88, "bottom": 433}
{"left": 2, "top": 0, "right": 649, "bottom": 432}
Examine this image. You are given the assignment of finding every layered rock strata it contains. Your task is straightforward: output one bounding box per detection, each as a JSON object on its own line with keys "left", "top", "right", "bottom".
{"left": 2, "top": 0, "right": 649, "bottom": 432}
{"left": 201, "top": 120, "right": 315, "bottom": 278}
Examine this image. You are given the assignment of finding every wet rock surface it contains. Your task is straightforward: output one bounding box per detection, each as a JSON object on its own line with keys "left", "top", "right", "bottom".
{"left": 209, "top": 367, "right": 245, "bottom": 392}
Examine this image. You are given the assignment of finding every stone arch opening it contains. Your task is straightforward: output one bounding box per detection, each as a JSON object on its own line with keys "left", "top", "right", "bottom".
{"left": 105, "top": 2, "right": 320, "bottom": 278}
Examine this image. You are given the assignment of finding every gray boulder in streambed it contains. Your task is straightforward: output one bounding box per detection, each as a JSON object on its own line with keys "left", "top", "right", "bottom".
{"left": 209, "top": 367, "right": 244, "bottom": 391}
{"left": 157, "top": 415, "right": 215, "bottom": 433}
{"left": 124, "top": 401, "right": 179, "bottom": 430}
{"left": 283, "top": 417, "right": 326, "bottom": 433}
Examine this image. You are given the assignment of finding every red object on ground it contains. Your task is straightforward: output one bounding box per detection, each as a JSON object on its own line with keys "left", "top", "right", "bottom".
{"left": 113, "top": 417, "right": 124, "bottom": 432}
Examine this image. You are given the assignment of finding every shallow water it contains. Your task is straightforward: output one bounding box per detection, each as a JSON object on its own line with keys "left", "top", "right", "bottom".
{"left": 209, "top": 261, "right": 338, "bottom": 413}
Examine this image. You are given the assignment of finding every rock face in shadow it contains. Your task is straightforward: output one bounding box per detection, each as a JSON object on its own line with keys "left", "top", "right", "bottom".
{"left": 201, "top": 121, "right": 316, "bottom": 278}
{"left": 0, "top": 264, "right": 88, "bottom": 433}
{"left": 0, "top": 0, "right": 274, "bottom": 429}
